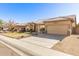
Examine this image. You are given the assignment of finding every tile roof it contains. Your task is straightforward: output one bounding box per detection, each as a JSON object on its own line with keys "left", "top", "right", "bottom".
{"left": 44, "top": 15, "right": 76, "bottom": 22}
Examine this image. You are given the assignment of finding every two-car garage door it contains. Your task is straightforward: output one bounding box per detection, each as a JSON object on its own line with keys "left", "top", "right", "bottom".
{"left": 46, "top": 25, "right": 69, "bottom": 35}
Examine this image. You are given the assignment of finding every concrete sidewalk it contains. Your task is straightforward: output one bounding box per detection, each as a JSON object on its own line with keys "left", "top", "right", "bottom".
{"left": 0, "top": 41, "right": 19, "bottom": 56}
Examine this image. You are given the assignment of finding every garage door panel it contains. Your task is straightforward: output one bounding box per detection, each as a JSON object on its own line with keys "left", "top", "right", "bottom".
{"left": 47, "top": 25, "right": 69, "bottom": 35}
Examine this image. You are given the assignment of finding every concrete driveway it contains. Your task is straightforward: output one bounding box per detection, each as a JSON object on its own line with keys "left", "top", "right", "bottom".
{"left": 20, "top": 34, "right": 66, "bottom": 48}
{"left": 0, "top": 34, "right": 70, "bottom": 56}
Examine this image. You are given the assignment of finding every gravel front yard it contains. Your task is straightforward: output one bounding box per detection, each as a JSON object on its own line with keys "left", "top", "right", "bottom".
{"left": 52, "top": 35, "right": 79, "bottom": 56}
{"left": 1, "top": 32, "right": 31, "bottom": 39}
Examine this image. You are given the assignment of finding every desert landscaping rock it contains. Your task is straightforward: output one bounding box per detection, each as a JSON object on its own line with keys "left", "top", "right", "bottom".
{"left": 52, "top": 35, "right": 79, "bottom": 56}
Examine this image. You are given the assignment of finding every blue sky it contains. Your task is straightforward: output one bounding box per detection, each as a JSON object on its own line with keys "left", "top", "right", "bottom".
{"left": 0, "top": 3, "right": 79, "bottom": 23}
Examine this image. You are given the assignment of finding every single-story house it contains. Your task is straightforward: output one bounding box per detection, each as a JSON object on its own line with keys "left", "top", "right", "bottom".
{"left": 43, "top": 15, "right": 76, "bottom": 35}
{"left": 1, "top": 15, "right": 77, "bottom": 36}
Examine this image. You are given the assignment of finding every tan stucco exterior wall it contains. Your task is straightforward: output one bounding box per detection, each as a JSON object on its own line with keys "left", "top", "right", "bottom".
{"left": 45, "top": 20, "right": 74, "bottom": 35}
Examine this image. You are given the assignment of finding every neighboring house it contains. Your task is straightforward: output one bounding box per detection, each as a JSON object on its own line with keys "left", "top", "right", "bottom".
{"left": 13, "top": 22, "right": 37, "bottom": 32}
{"left": 14, "top": 23, "right": 26, "bottom": 32}
{"left": 44, "top": 15, "right": 76, "bottom": 35}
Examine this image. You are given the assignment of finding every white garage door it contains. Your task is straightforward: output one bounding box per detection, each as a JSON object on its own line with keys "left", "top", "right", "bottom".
{"left": 47, "top": 25, "right": 69, "bottom": 35}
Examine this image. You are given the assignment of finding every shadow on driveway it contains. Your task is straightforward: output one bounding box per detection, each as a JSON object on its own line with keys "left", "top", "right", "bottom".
{"left": 32, "top": 34, "right": 66, "bottom": 41}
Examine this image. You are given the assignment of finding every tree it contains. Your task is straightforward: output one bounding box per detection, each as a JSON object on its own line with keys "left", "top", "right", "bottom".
{"left": 6, "top": 20, "right": 18, "bottom": 32}
{"left": 0, "top": 19, "right": 4, "bottom": 25}
{"left": 0, "top": 19, "right": 4, "bottom": 31}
